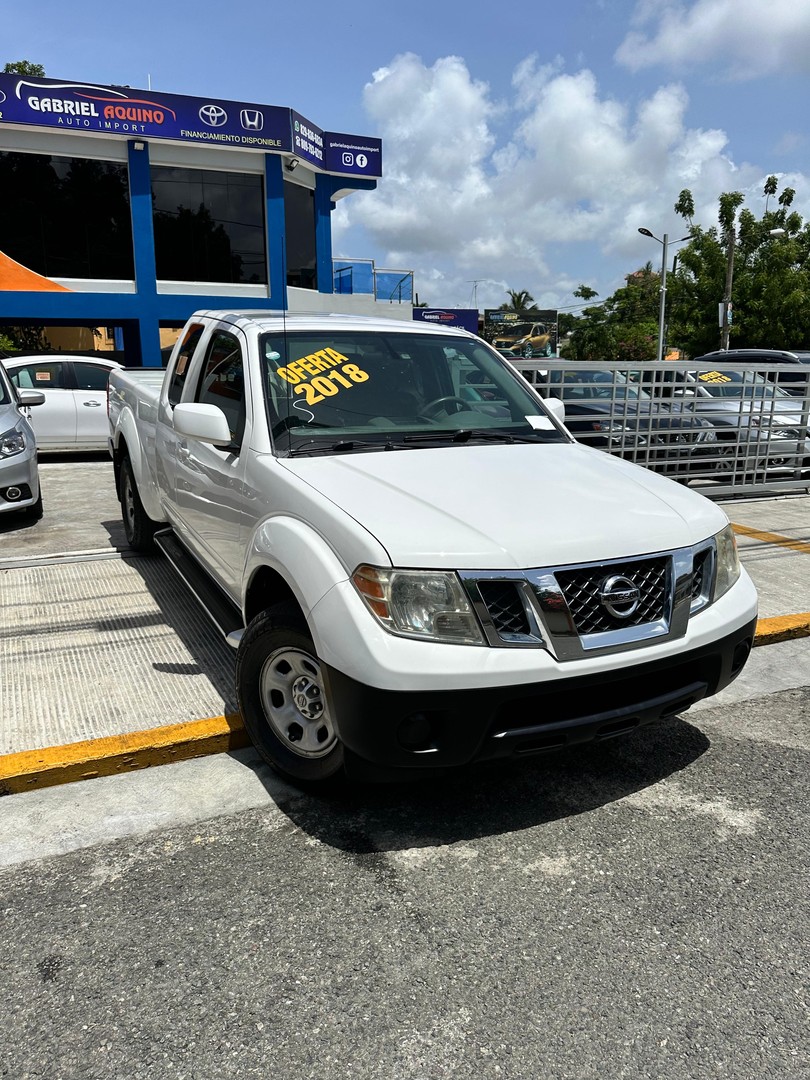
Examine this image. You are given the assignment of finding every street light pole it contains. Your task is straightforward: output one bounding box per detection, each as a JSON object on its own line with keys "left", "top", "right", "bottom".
{"left": 720, "top": 225, "right": 735, "bottom": 351}
{"left": 638, "top": 228, "right": 690, "bottom": 363}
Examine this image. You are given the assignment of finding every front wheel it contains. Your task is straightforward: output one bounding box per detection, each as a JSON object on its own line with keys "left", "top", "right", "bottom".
{"left": 236, "top": 604, "right": 344, "bottom": 784}
{"left": 522, "top": 343, "right": 534, "bottom": 358}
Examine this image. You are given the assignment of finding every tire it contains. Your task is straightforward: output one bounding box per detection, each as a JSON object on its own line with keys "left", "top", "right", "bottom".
{"left": 120, "top": 456, "right": 157, "bottom": 552}
{"left": 236, "top": 604, "right": 344, "bottom": 784}
{"left": 522, "top": 343, "right": 534, "bottom": 358}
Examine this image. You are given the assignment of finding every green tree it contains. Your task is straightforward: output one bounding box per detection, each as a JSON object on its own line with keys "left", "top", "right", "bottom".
{"left": 3, "top": 60, "right": 45, "bottom": 76}
{"left": 671, "top": 181, "right": 810, "bottom": 353}
{"left": 500, "top": 289, "right": 538, "bottom": 312}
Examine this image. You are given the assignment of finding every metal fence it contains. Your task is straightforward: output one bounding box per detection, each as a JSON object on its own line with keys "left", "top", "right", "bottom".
{"left": 510, "top": 359, "right": 810, "bottom": 500}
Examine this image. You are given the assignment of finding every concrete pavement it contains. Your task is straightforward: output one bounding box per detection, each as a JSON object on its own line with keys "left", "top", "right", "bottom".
{"left": 0, "top": 459, "right": 808, "bottom": 794}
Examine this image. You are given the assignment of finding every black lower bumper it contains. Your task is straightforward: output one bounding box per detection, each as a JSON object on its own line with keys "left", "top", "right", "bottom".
{"left": 323, "top": 617, "right": 757, "bottom": 775}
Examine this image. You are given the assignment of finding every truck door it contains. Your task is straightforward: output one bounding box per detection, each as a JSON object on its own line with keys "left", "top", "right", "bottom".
{"left": 173, "top": 326, "right": 252, "bottom": 595}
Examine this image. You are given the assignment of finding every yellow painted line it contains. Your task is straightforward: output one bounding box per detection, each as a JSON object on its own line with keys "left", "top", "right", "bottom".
{"left": 0, "top": 713, "right": 248, "bottom": 796}
{"left": 754, "top": 613, "right": 810, "bottom": 647}
{"left": 731, "top": 523, "right": 810, "bottom": 555}
{"left": 2, "top": 608, "right": 809, "bottom": 797}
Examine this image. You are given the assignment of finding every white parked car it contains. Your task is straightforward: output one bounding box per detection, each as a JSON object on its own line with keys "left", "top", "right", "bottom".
{"left": 4, "top": 354, "right": 121, "bottom": 452}
{"left": 0, "top": 360, "right": 44, "bottom": 519}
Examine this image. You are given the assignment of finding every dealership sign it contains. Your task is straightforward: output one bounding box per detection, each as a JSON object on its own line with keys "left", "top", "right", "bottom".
{"left": 413, "top": 308, "right": 479, "bottom": 335}
{"left": 0, "top": 75, "right": 382, "bottom": 177}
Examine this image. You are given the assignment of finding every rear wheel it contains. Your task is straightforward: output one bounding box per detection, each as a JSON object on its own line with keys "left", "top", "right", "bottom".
{"left": 120, "top": 456, "right": 157, "bottom": 552}
{"left": 236, "top": 604, "right": 344, "bottom": 785}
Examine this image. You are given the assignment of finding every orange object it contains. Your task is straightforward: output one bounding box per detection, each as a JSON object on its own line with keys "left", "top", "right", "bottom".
{"left": 0, "top": 250, "right": 71, "bottom": 291}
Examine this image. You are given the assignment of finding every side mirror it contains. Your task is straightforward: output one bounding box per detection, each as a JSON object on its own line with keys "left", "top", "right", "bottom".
{"left": 172, "top": 402, "right": 233, "bottom": 445}
{"left": 544, "top": 395, "right": 566, "bottom": 423}
{"left": 18, "top": 389, "right": 46, "bottom": 407}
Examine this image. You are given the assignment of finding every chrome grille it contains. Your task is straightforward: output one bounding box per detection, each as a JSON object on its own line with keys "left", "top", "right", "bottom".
{"left": 477, "top": 581, "right": 531, "bottom": 638}
{"left": 692, "top": 548, "right": 711, "bottom": 600}
{"left": 554, "top": 557, "right": 669, "bottom": 635}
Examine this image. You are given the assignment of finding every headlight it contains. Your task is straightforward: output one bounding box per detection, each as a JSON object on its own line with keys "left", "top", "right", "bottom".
{"left": 0, "top": 426, "right": 26, "bottom": 457}
{"left": 713, "top": 525, "right": 741, "bottom": 601}
{"left": 352, "top": 565, "right": 485, "bottom": 645}
{"left": 590, "top": 421, "right": 646, "bottom": 446}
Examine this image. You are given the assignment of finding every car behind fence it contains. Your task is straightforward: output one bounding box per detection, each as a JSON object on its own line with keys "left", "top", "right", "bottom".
{"left": 511, "top": 359, "right": 810, "bottom": 499}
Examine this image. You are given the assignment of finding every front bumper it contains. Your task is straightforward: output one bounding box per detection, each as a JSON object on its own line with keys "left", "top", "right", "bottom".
{"left": 324, "top": 614, "right": 757, "bottom": 774}
{"left": 0, "top": 442, "right": 40, "bottom": 514}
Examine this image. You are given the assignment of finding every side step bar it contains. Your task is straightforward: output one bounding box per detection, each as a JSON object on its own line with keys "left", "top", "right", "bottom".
{"left": 154, "top": 528, "right": 244, "bottom": 648}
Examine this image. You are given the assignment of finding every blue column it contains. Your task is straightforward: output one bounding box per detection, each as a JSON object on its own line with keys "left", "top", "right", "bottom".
{"left": 264, "top": 154, "right": 287, "bottom": 310}
{"left": 127, "top": 139, "right": 162, "bottom": 365}
{"left": 314, "top": 174, "right": 334, "bottom": 294}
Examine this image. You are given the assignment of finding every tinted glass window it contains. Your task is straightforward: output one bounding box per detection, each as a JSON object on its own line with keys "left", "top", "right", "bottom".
{"left": 151, "top": 167, "right": 266, "bottom": 284}
{"left": 73, "top": 362, "right": 113, "bottom": 391}
{"left": 284, "top": 181, "right": 316, "bottom": 290}
{"left": 167, "top": 324, "right": 205, "bottom": 407}
{"left": 259, "top": 331, "right": 566, "bottom": 453}
{"left": 9, "top": 361, "right": 68, "bottom": 390}
{"left": 0, "top": 152, "right": 133, "bottom": 280}
{"left": 196, "top": 332, "right": 246, "bottom": 447}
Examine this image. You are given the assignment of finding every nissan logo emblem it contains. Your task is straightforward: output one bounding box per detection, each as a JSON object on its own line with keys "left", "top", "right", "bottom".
{"left": 599, "top": 574, "right": 641, "bottom": 619}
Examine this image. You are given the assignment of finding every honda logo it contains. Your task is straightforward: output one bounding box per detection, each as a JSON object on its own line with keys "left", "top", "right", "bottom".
{"left": 240, "top": 109, "right": 263, "bottom": 131}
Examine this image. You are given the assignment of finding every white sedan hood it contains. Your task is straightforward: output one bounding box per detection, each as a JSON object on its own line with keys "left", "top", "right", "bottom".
{"left": 283, "top": 443, "right": 727, "bottom": 570}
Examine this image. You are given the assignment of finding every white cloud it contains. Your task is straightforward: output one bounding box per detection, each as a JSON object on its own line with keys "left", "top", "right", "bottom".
{"left": 615, "top": 0, "right": 810, "bottom": 78}
{"left": 332, "top": 52, "right": 808, "bottom": 311}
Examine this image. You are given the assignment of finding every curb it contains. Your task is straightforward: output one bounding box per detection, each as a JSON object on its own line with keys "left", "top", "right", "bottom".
{"left": 1, "top": 617, "right": 808, "bottom": 797}
{"left": 0, "top": 714, "right": 248, "bottom": 796}
{"left": 753, "top": 613, "right": 810, "bottom": 647}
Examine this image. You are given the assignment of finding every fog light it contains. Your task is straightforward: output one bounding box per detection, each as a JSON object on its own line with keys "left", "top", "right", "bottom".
{"left": 732, "top": 639, "right": 751, "bottom": 674}
{"left": 397, "top": 712, "right": 436, "bottom": 752}
{"left": 5, "top": 486, "right": 22, "bottom": 501}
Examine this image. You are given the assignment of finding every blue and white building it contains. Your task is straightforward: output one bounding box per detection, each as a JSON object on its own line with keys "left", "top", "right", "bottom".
{"left": 0, "top": 74, "right": 413, "bottom": 364}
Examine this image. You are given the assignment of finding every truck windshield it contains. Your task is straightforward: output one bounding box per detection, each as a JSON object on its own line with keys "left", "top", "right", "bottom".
{"left": 259, "top": 331, "right": 568, "bottom": 452}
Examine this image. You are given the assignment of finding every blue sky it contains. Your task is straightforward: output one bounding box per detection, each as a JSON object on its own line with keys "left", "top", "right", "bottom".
{"left": 5, "top": 0, "right": 810, "bottom": 311}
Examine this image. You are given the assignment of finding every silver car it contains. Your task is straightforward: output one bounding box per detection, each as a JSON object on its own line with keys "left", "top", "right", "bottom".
{"left": 0, "top": 360, "right": 45, "bottom": 519}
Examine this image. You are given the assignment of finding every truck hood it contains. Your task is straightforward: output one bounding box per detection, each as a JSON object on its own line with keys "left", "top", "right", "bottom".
{"left": 281, "top": 443, "right": 727, "bottom": 569}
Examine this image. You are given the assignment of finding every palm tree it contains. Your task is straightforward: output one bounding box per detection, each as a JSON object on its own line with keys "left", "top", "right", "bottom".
{"left": 500, "top": 289, "right": 537, "bottom": 312}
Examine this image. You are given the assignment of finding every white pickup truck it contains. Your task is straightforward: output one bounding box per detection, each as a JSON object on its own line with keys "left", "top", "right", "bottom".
{"left": 108, "top": 310, "right": 757, "bottom": 784}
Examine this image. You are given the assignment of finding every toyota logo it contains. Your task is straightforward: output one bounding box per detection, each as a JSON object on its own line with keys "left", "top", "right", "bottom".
{"left": 599, "top": 574, "right": 641, "bottom": 619}
{"left": 199, "top": 104, "right": 227, "bottom": 127}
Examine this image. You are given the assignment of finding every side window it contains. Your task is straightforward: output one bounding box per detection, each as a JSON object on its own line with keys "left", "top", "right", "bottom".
{"left": 73, "top": 362, "right": 113, "bottom": 391}
{"left": 167, "top": 323, "right": 205, "bottom": 407}
{"left": 10, "top": 361, "right": 67, "bottom": 390}
{"left": 196, "top": 331, "right": 246, "bottom": 449}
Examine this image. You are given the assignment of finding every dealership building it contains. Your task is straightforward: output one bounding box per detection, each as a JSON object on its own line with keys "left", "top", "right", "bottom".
{"left": 0, "top": 73, "right": 413, "bottom": 364}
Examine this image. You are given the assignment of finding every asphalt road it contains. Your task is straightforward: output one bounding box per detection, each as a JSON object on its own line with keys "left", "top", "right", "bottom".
{"left": 2, "top": 683, "right": 808, "bottom": 1079}
{"left": 1, "top": 458, "right": 809, "bottom": 1078}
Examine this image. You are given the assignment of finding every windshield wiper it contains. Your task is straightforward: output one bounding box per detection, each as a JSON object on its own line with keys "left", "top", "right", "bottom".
{"left": 402, "top": 429, "right": 546, "bottom": 445}
{"left": 290, "top": 437, "right": 407, "bottom": 456}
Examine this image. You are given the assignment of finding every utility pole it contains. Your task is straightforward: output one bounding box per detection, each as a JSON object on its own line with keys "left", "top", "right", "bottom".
{"left": 720, "top": 225, "right": 735, "bottom": 351}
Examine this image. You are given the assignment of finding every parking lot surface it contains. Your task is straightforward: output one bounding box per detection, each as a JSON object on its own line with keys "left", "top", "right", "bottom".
{"left": 1, "top": 458, "right": 808, "bottom": 1079}
{"left": 1, "top": 459, "right": 809, "bottom": 779}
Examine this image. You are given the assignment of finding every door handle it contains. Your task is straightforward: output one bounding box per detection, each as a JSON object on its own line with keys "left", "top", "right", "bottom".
{"left": 83, "top": 400, "right": 102, "bottom": 407}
